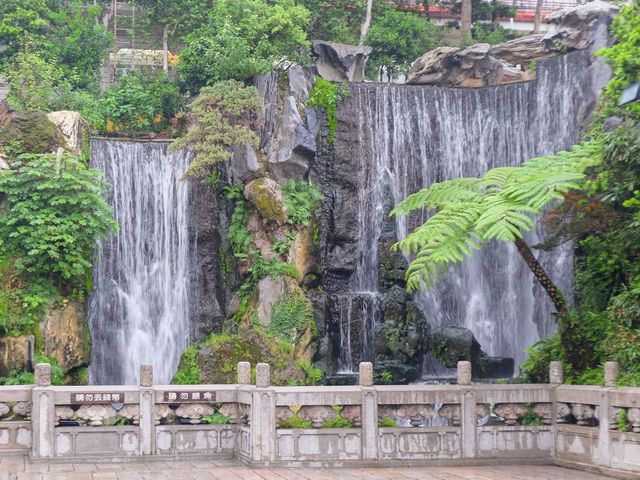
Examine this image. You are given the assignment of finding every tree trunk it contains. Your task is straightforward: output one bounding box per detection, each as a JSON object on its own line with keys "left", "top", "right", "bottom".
{"left": 461, "top": 0, "right": 472, "bottom": 38}
{"left": 359, "top": 0, "right": 374, "bottom": 46}
{"left": 534, "top": 0, "right": 544, "bottom": 34}
{"left": 514, "top": 237, "right": 585, "bottom": 371}
{"left": 162, "top": 24, "right": 169, "bottom": 74}
{"left": 514, "top": 238, "right": 566, "bottom": 315}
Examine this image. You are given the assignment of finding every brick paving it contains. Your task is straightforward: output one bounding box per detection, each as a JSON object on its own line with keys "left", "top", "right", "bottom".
{"left": 0, "top": 456, "right": 617, "bottom": 480}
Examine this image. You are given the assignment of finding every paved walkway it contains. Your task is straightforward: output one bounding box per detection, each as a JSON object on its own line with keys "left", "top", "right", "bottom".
{"left": 0, "top": 456, "right": 616, "bottom": 480}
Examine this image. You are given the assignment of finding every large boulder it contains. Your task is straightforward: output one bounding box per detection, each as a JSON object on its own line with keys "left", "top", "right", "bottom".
{"left": 0, "top": 110, "right": 62, "bottom": 153}
{"left": 40, "top": 301, "right": 91, "bottom": 371}
{"left": 256, "top": 275, "right": 287, "bottom": 327}
{"left": 46, "top": 111, "right": 89, "bottom": 155}
{"left": 312, "top": 40, "right": 372, "bottom": 82}
{"left": 490, "top": 34, "right": 552, "bottom": 66}
{"left": 430, "top": 325, "right": 482, "bottom": 368}
{"left": 544, "top": 0, "right": 619, "bottom": 52}
{"left": 244, "top": 177, "right": 288, "bottom": 224}
{"left": 0, "top": 335, "right": 34, "bottom": 377}
{"left": 406, "top": 44, "right": 506, "bottom": 87}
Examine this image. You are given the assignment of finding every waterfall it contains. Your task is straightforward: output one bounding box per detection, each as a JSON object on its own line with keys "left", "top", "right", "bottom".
{"left": 88, "top": 139, "right": 192, "bottom": 385}
{"left": 331, "top": 52, "right": 594, "bottom": 371}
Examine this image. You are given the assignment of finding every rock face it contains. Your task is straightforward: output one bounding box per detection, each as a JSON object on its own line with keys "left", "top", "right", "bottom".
{"left": 41, "top": 302, "right": 91, "bottom": 371}
{"left": 244, "top": 177, "right": 288, "bottom": 224}
{"left": 257, "top": 276, "right": 288, "bottom": 327}
{"left": 0, "top": 75, "right": 9, "bottom": 129}
{"left": 544, "top": 0, "right": 619, "bottom": 52}
{"left": 312, "top": 40, "right": 372, "bottom": 83}
{"left": 0, "top": 335, "right": 34, "bottom": 377}
{"left": 46, "top": 111, "right": 89, "bottom": 155}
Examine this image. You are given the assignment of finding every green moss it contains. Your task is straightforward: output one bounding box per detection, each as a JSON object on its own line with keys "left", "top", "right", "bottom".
{"left": 618, "top": 409, "right": 630, "bottom": 432}
{"left": 269, "top": 291, "right": 314, "bottom": 343}
{"left": 69, "top": 367, "right": 89, "bottom": 385}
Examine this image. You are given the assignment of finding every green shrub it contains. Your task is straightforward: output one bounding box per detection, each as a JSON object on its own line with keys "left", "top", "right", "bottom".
{"left": 519, "top": 404, "right": 544, "bottom": 426}
{"left": 322, "top": 416, "right": 354, "bottom": 428}
{"left": 306, "top": 78, "right": 349, "bottom": 144}
{"left": 98, "top": 73, "right": 181, "bottom": 135}
{"left": 0, "top": 370, "right": 35, "bottom": 385}
{"left": 0, "top": 153, "right": 117, "bottom": 287}
{"left": 203, "top": 413, "right": 230, "bottom": 425}
{"left": 282, "top": 180, "right": 323, "bottom": 227}
{"left": 297, "top": 359, "right": 323, "bottom": 386}
{"left": 170, "top": 81, "right": 262, "bottom": 180}
{"left": 173, "top": 345, "right": 201, "bottom": 385}
{"left": 379, "top": 417, "right": 397, "bottom": 428}
{"left": 278, "top": 415, "right": 312, "bottom": 429}
{"left": 618, "top": 409, "right": 630, "bottom": 432}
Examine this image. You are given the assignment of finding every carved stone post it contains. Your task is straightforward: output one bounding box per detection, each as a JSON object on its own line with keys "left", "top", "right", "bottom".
{"left": 596, "top": 385, "right": 612, "bottom": 468}
{"left": 139, "top": 364, "right": 155, "bottom": 455}
{"left": 359, "top": 362, "right": 378, "bottom": 460}
{"left": 460, "top": 369, "right": 476, "bottom": 459}
{"left": 457, "top": 361, "right": 472, "bottom": 386}
{"left": 237, "top": 361, "right": 251, "bottom": 385}
{"left": 251, "top": 363, "right": 275, "bottom": 463}
{"left": 32, "top": 364, "right": 55, "bottom": 458}
{"left": 549, "top": 361, "right": 564, "bottom": 385}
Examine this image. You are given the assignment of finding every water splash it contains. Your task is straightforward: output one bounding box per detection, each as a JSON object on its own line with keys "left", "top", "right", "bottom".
{"left": 88, "top": 139, "right": 191, "bottom": 385}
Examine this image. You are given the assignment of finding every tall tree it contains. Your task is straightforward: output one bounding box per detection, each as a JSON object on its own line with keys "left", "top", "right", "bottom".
{"left": 534, "top": 0, "right": 544, "bottom": 33}
{"left": 359, "top": 0, "right": 374, "bottom": 45}
{"left": 391, "top": 142, "right": 600, "bottom": 369}
{"left": 461, "top": 0, "right": 472, "bottom": 38}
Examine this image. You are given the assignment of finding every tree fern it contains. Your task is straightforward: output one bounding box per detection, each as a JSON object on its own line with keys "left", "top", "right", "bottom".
{"left": 392, "top": 141, "right": 600, "bottom": 295}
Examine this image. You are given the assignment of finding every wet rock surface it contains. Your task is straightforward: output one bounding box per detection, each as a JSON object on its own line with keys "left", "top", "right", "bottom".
{"left": 312, "top": 40, "right": 372, "bottom": 83}
{"left": 41, "top": 302, "right": 90, "bottom": 371}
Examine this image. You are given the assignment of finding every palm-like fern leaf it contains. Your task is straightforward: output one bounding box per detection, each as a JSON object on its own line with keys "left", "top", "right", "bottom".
{"left": 392, "top": 140, "right": 601, "bottom": 291}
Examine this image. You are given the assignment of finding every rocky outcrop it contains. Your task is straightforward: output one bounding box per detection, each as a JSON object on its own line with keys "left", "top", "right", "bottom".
{"left": 46, "top": 111, "right": 89, "bottom": 155}
{"left": 407, "top": 1, "right": 617, "bottom": 87}
{"left": 288, "top": 227, "right": 319, "bottom": 287}
{"left": 312, "top": 40, "right": 372, "bottom": 83}
{"left": 490, "top": 34, "right": 552, "bottom": 66}
{"left": 0, "top": 75, "right": 9, "bottom": 129}
{"left": 256, "top": 276, "right": 288, "bottom": 327}
{"left": 543, "top": 0, "right": 619, "bottom": 52}
{"left": 244, "top": 177, "right": 288, "bottom": 224}
{"left": 407, "top": 45, "right": 510, "bottom": 87}
{"left": 0, "top": 335, "right": 34, "bottom": 377}
{"left": 41, "top": 302, "right": 90, "bottom": 371}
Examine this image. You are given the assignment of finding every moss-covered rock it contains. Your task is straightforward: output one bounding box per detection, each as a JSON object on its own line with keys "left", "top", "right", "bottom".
{"left": 0, "top": 334, "right": 34, "bottom": 377}
{"left": 40, "top": 301, "right": 90, "bottom": 371}
{"left": 0, "top": 110, "right": 63, "bottom": 154}
{"left": 173, "top": 330, "right": 309, "bottom": 386}
{"left": 244, "top": 177, "right": 288, "bottom": 224}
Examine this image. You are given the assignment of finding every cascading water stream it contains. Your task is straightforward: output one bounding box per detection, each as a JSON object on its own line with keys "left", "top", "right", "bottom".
{"left": 336, "top": 52, "right": 591, "bottom": 372}
{"left": 88, "top": 139, "right": 191, "bottom": 385}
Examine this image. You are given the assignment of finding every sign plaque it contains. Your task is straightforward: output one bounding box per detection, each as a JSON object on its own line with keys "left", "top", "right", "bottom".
{"left": 70, "top": 392, "right": 125, "bottom": 404}
{"left": 163, "top": 391, "right": 217, "bottom": 402}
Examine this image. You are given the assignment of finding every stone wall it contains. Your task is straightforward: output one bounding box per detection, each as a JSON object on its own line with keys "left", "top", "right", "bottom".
{"left": 1, "top": 362, "right": 638, "bottom": 477}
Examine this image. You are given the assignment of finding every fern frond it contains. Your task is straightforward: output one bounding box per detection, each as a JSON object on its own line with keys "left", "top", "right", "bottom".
{"left": 392, "top": 139, "right": 602, "bottom": 292}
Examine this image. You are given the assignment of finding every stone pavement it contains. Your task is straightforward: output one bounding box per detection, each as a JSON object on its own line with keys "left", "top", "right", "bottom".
{"left": 0, "top": 456, "right": 617, "bottom": 480}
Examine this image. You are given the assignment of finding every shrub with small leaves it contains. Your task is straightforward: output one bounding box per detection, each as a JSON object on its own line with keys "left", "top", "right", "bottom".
{"left": 0, "top": 153, "right": 117, "bottom": 286}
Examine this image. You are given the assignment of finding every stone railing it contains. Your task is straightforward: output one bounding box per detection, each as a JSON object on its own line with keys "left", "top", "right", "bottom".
{"left": 1, "top": 361, "right": 639, "bottom": 477}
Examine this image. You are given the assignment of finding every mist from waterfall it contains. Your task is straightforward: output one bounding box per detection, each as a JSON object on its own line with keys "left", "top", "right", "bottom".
{"left": 88, "top": 139, "right": 191, "bottom": 385}
{"left": 342, "top": 53, "right": 588, "bottom": 371}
